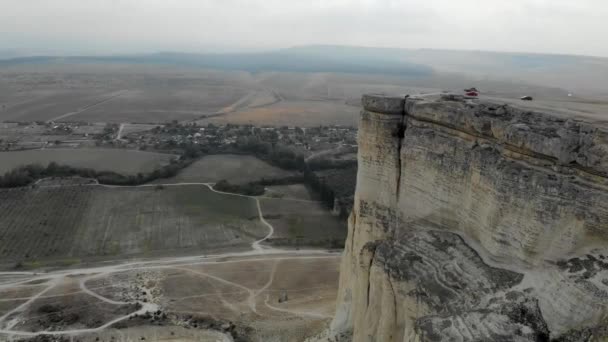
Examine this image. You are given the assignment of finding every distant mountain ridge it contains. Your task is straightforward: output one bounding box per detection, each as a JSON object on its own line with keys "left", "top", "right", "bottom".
{"left": 0, "top": 48, "right": 433, "bottom": 77}
{"left": 2, "top": 45, "right": 607, "bottom": 93}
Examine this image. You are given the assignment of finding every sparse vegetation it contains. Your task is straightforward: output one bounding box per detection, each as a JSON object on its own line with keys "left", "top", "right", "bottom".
{"left": 260, "top": 198, "right": 346, "bottom": 248}
{"left": 214, "top": 180, "right": 265, "bottom": 196}
{"left": 161, "top": 154, "right": 298, "bottom": 185}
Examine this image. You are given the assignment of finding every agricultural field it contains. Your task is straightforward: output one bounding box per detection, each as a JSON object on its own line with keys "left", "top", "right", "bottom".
{"left": 0, "top": 122, "right": 105, "bottom": 150}
{"left": 203, "top": 99, "right": 360, "bottom": 127}
{"left": 260, "top": 197, "right": 346, "bottom": 247}
{"left": 118, "top": 123, "right": 160, "bottom": 138}
{"left": 264, "top": 183, "right": 316, "bottom": 201}
{"left": 0, "top": 65, "right": 430, "bottom": 127}
{"left": 0, "top": 89, "right": 124, "bottom": 123}
{"left": 65, "top": 86, "right": 248, "bottom": 124}
{"left": 0, "top": 65, "right": 258, "bottom": 124}
{"left": 165, "top": 154, "right": 297, "bottom": 184}
{"left": 0, "top": 185, "right": 266, "bottom": 266}
{"left": 0, "top": 148, "right": 176, "bottom": 175}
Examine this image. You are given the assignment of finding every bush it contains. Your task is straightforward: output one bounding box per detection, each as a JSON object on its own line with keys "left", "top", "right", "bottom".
{"left": 214, "top": 180, "right": 264, "bottom": 196}
{"left": 0, "top": 156, "right": 196, "bottom": 189}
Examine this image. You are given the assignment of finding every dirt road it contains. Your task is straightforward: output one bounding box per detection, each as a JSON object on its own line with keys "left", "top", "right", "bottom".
{"left": 0, "top": 182, "right": 340, "bottom": 338}
{"left": 47, "top": 90, "right": 128, "bottom": 123}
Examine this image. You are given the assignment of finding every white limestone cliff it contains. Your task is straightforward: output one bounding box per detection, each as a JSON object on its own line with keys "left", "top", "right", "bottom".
{"left": 323, "top": 94, "right": 608, "bottom": 342}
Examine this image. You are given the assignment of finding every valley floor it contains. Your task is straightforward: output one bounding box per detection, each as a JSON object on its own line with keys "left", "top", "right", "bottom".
{"left": 0, "top": 183, "right": 342, "bottom": 342}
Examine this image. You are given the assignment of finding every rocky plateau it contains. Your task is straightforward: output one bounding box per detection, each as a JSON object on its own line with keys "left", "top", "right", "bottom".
{"left": 318, "top": 93, "right": 608, "bottom": 342}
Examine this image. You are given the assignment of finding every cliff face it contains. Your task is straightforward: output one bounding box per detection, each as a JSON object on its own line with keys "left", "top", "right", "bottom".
{"left": 329, "top": 94, "right": 608, "bottom": 341}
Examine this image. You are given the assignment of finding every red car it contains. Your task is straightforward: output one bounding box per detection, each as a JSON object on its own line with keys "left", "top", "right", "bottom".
{"left": 465, "top": 91, "right": 479, "bottom": 97}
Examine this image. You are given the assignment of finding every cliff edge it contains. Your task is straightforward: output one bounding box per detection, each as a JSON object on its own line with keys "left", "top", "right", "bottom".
{"left": 326, "top": 94, "right": 608, "bottom": 341}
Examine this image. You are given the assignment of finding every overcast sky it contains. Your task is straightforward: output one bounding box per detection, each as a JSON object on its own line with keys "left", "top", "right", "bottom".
{"left": 1, "top": 0, "right": 607, "bottom": 57}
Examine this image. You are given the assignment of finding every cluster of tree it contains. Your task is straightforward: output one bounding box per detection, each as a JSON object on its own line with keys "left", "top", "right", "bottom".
{"left": 211, "top": 176, "right": 307, "bottom": 198}
{"left": 234, "top": 136, "right": 306, "bottom": 172}
{"left": 303, "top": 170, "right": 336, "bottom": 211}
{"left": 307, "top": 158, "right": 357, "bottom": 171}
{"left": 231, "top": 136, "right": 353, "bottom": 219}
{"left": 0, "top": 158, "right": 195, "bottom": 188}
{"left": 213, "top": 180, "right": 265, "bottom": 196}
{"left": 308, "top": 167, "right": 356, "bottom": 219}
{"left": 253, "top": 175, "right": 305, "bottom": 186}
{"left": 266, "top": 237, "right": 345, "bottom": 249}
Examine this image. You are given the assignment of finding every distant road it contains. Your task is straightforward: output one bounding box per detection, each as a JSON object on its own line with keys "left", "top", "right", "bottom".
{"left": 47, "top": 90, "right": 128, "bottom": 123}
{"left": 115, "top": 123, "right": 126, "bottom": 140}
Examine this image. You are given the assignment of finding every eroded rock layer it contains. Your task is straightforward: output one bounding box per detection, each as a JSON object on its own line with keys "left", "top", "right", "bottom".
{"left": 328, "top": 94, "right": 608, "bottom": 341}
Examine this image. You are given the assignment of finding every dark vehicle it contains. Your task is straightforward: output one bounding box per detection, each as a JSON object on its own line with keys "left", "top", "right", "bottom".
{"left": 521, "top": 96, "right": 534, "bottom": 101}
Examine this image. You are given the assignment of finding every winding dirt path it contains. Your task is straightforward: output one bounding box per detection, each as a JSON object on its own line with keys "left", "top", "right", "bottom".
{"left": 0, "top": 182, "right": 338, "bottom": 337}
{"left": 263, "top": 294, "right": 332, "bottom": 319}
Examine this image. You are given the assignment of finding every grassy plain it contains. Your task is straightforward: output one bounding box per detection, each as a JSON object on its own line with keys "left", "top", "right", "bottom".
{"left": 119, "top": 123, "right": 160, "bottom": 137}
{"left": 0, "top": 65, "right": 446, "bottom": 127}
{"left": 260, "top": 198, "right": 346, "bottom": 246}
{"left": 264, "top": 183, "right": 316, "bottom": 201}
{"left": 205, "top": 99, "right": 360, "bottom": 127}
{"left": 2, "top": 63, "right": 607, "bottom": 127}
{"left": 0, "top": 255, "right": 340, "bottom": 341}
{"left": 165, "top": 154, "right": 297, "bottom": 184}
{"left": 160, "top": 256, "right": 340, "bottom": 341}
{"left": 0, "top": 185, "right": 265, "bottom": 264}
{"left": 0, "top": 65, "right": 256, "bottom": 124}
{"left": 0, "top": 148, "right": 175, "bottom": 174}
{"left": 68, "top": 86, "right": 247, "bottom": 123}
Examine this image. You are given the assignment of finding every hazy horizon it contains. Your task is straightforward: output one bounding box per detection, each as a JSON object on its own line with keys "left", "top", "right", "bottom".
{"left": 1, "top": 0, "right": 607, "bottom": 58}
{"left": 4, "top": 44, "right": 608, "bottom": 60}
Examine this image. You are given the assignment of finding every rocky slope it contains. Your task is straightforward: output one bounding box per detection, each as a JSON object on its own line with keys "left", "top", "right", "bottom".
{"left": 325, "top": 94, "right": 608, "bottom": 341}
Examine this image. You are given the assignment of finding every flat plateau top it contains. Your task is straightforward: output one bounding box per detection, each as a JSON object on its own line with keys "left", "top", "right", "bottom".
{"left": 483, "top": 95, "right": 608, "bottom": 124}
{"left": 363, "top": 93, "right": 608, "bottom": 125}
{"left": 362, "top": 92, "right": 608, "bottom": 176}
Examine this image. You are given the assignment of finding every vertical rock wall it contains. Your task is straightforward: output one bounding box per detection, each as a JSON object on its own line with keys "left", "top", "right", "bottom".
{"left": 327, "top": 94, "right": 608, "bottom": 341}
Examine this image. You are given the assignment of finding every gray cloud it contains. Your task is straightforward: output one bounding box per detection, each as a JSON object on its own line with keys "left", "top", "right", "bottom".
{"left": 1, "top": 0, "right": 607, "bottom": 56}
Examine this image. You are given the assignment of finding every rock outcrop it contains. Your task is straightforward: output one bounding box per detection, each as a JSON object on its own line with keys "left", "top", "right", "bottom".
{"left": 327, "top": 94, "right": 608, "bottom": 341}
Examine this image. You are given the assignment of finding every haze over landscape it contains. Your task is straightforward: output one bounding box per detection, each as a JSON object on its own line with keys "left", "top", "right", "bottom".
{"left": 2, "top": 0, "right": 608, "bottom": 57}
{"left": 1, "top": 1, "right": 608, "bottom": 341}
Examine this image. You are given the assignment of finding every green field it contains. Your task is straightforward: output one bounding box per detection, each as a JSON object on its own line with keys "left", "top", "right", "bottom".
{"left": 264, "top": 184, "right": 316, "bottom": 201}
{"left": 165, "top": 154, "right": 297, "bottom": 184}
{"left": 260, "top": 198, "right": 346, "bottom": 247}
{"left": 0, "top": 148, "right": 176, "bottom": 175}
{"left": 0, "top": 185, "right": 265, "bottom": 265}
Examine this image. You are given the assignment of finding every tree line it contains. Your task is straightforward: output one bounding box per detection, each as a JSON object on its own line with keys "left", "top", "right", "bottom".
{"left": 213, "top": 175, "right": 306, "bottom": 197}
{"left": 0, "top": 133, "right": 350, "bottom": 219}
{"left": 0, "top": 158, "right": 195, "bottom": 188}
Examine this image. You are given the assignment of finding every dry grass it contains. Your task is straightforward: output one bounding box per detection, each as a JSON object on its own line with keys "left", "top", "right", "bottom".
{"left": 264, "top": 184, "right": 316, "bottom": 201}
{"left": 0, "top": 254, "right": 340, "bottom": 341}
{"left": 260, "top": 198, "right": 346, "bottom": 246}
{"left": 205, "top": 99, "right": 359, "bottom": 127}
{"left": 69, "top": 86, "right": 247, "bottom": 124}
{"left": 165, "top": 154, "right": 297, "bottom": 184}
{"left": 13, "top": 293, "right": 137, "bottom": 332}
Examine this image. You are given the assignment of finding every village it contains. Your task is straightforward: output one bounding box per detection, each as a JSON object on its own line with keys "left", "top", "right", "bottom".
{"left": 116, "top": 121, "right": 358, "bottom": 159}
{"left": 0, "top": 120, "right": 358, "bottom": 160}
